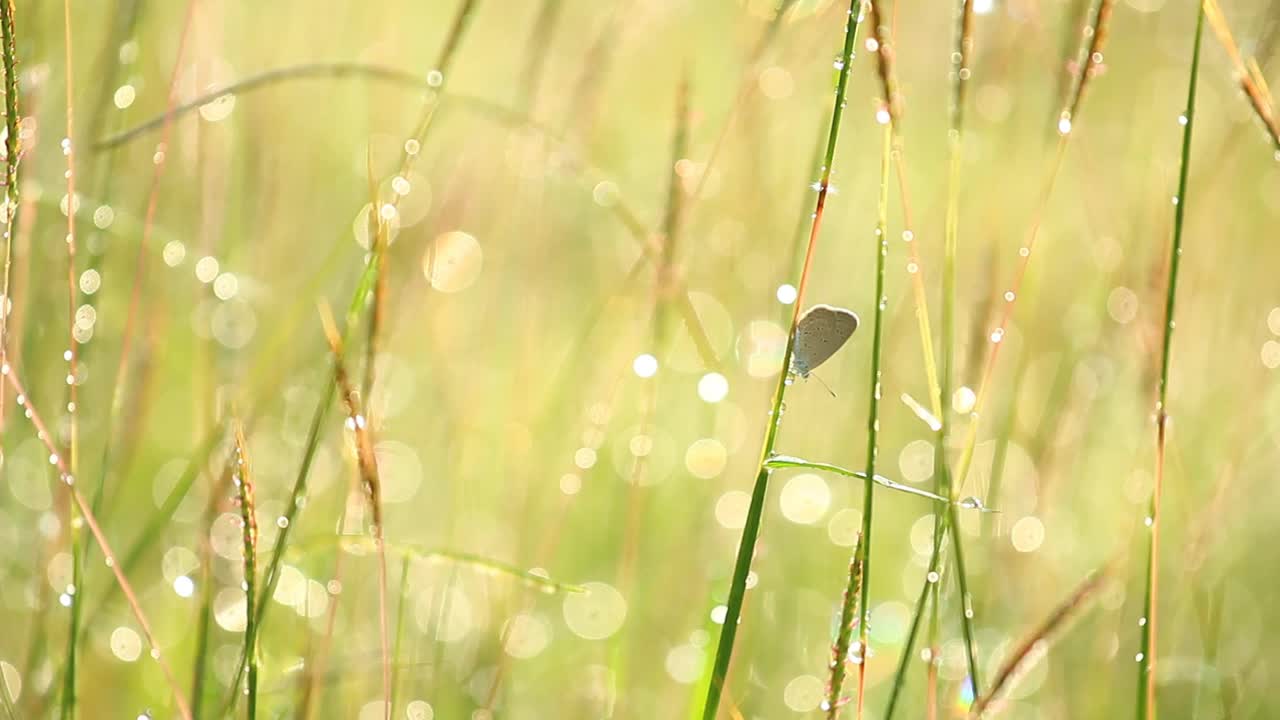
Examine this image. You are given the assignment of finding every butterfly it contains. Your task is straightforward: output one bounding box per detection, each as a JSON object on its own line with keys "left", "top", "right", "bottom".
{"left": 790, "top": 304, "right": 859, "bottom": 379}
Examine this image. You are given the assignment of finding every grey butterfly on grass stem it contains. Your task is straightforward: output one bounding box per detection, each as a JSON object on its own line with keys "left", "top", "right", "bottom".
{"left": 790, "top": 303, "right": 859, "bottom": 394}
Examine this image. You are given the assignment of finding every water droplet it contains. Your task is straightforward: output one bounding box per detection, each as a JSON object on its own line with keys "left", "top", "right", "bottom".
{"left": 632, "top": 353, "right": 659, "bottom": 378}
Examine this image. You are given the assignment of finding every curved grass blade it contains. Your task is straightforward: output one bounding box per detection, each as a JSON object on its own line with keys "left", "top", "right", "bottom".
{"left": 292, "top": 536, "right": 584, "bottom": 595}
{"left": 971, "top": 564, "right": 1112, "bottom": 718}
{"left": 765, "top": 455, "right": 950, "bottom": 504}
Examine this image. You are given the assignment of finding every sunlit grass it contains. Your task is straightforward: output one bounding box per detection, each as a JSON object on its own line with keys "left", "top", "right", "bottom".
{"left": 0, "top": 1, "right": 1278, "bottom": 718}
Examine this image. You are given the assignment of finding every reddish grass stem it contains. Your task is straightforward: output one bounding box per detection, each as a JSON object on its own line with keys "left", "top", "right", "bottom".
{"left": 1, "top": 366, "right": 192, "bottom": 719}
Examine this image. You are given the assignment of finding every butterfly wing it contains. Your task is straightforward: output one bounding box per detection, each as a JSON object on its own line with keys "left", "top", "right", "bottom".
{"left": 792, "top": 304, "right": 859, "bottom": 377}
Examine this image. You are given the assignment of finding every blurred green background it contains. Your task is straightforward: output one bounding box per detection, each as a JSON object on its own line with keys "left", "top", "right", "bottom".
{"left": 1, "top": 0, "right": 1279, "bottom": 717}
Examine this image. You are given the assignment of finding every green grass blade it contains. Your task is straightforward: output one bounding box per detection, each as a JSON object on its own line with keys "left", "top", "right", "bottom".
{"left": 700, "top": 4, "right": 865, "bottom": 717}
{"left": 1138, "top": 7, "right": 1204, "bottom": 719}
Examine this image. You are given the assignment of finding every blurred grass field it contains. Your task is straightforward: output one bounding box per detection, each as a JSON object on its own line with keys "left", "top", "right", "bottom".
{"left": 1, "top": 0, "right": 1279, "bottom": 718}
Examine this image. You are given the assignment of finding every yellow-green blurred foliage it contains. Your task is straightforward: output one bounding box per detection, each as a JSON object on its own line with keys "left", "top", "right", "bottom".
{"left": 1, "top": 0, "right": 1278, "bottom": 718}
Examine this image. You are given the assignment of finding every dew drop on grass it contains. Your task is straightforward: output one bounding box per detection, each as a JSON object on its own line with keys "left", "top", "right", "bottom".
{"left": 562, "top": 581, "right": 627, "bottom": 640}
{"left": 780, "top": 474, "right": 830, "bottom": 525}
{"left": 665, "top": 643, "right": 705, "bottom": 684}
{"left": 162, "top": 241, "right": 186, "bottom": 267}
{"left": 113, "top": 85, "right": 135, "bottom": 109}
{"left": 79, "top": 269, "right": 101, "bottom": 294}
{"left": 559, "top": 473, "right": 581, "bottom": 495}
{"left": 697, "top": 372, "right": 729, "bottom": 403}
{"left": 423, "top": 231, "right": 483, "bottom": 292}
{"left": 710, "top": 605, "right": 727, "bottom": 624}
{"left": 1011, "top": 516, "right": 1046, "bottom": 552}
{"left": 573, "top": 448, "right": 596, "bottom": 470}
{"left": 783, "top": 674, "right": 824, "bottom": 712}
{"left": 173, "top": 575, "right": 195, "bottom": 598}
{"left": 195, "top": 256, "right": 219, "bottom": 284}
{"left": 198, "top": 94, "right": 236, "bottom": 122}
{"left": 827, "top": 508, "right": 862, "bottom": 547}
{"left": 715, "top": 491, "right": 750, "bottom": 529}
{"left": 632, "top": 353, "right": 658, "bottom": 378}
{"left": 909, "top": 515, "right": 936, "bottom": 555}
{"left": 503, "top": 613, "right": 552, "bottom": 658}
{"left": 685, "top": 438, "right": 727, "bottom": 479}
{"left": 406, "top": 701, "right": 434, "bottom": 720}
{"left": 110, "top": 626, "right": 143, "bottom": 662}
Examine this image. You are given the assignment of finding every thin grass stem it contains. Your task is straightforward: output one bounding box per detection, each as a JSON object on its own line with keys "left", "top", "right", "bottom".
{"left": 700, "top": 3, "right": 865, "bottom": 717}
{"left": 0, "top": 367, "right": 192, "bottom": 719}
{"left": 389, "top": 554, "right": 412, "bottom": 713}
{"left": 849, "top": 112, "right": 895, "bottom": 720}
{"left": 318, "top": 304, "right": 390, "bottom": 720}
{"left": 1139, "top": 8, "right": 1203, "bottom": 719}
{"left": 0, "top": 0, "right": 19, "bottom": 434}
{"left": 58, "top": 1, "right": 81, "bottom": 716}
{"left": 869, "top": 0, "right": 943, "bottom": 420}
{"left": 232, "top": 422, "right": 259, "bottom": 719}
{"left": 233, "top": 3, "right": 483, "bottom": 708}
{"left": 825, "top": 533, "right": 863, "bottom": 719}
{"left": 970, "top": 564, "right": 1112, "bottom": 718}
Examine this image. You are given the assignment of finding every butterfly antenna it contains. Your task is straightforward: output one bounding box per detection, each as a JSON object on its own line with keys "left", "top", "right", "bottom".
{"left": 811, "top": 372, "right": 838, "bottom": 398}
